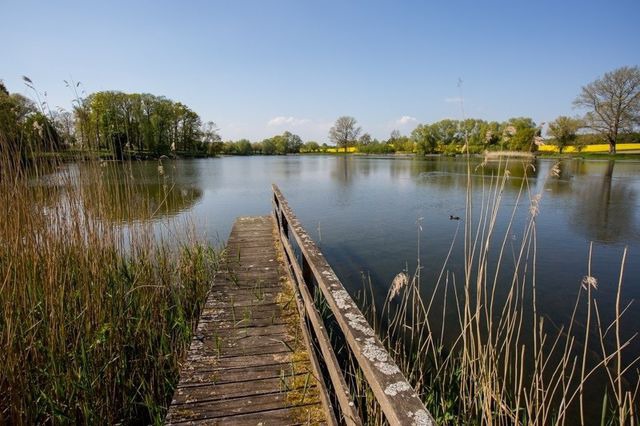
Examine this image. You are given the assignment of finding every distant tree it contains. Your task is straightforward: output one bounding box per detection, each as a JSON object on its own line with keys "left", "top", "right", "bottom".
{"left": 302, "top": 141, "right": 320, "bottom": 152}
{"left": 222, "top": 141, "right": 236, "bottom": 155}
{"left": 201, "top": 121, "right": 221, "bottom": 144}
{"left": 430, "top": 119, "right": 462, "bottom": 146}
{"left": 272, "top": 134, "right": 288, "bottom": 154}
{"left": 75, "top": 91, "right": 205, "bottom": 156}
{"left": 411, "top": 124, "right": 438, "bottom": 154}
{"left": 574, "top": 66, "right": 640, "bottom": 154}
{"left": 261, "top": 138, "right": 276, "bottom": 155}
{"left": 283, "top": 131, "right": 303, "bottom": 153}
{"left": 51, "top": 110, "right": 76, "bottom": 146}
{"left": 504, "top": 117, "right": 538, "bottom": 151}
{"left": 235, "top": 139, "right": 253, "bottom": 155}
{"left": 547, "top": 116, "right": 583, "bottom": 153}
{"left": 483, "top": 121, "right": 502, "bottom": 146}
{"left": 23, "top": 112, "right": 62, "bottom": 152}
{"left": 358, "top": 133, "right": 372, "bottom": 146}
{"left": 389, "top": 129, "right": 401, "bottom": 142}
{"left": 251, "top": 142, "right": 263, "bottom": 154}
{"left": 0, "top": 85, "right": 63, "bottom": 157}
{"left": 329, "top": 116, "right": 361, "bottom": 153}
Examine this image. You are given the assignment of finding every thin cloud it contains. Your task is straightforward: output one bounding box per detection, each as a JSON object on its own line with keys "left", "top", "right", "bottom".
{"left": 444, "top": 97, "right": 463, "bottom": 103}
{"left": 395, "top": 115, "right": 417, "bottom": 125}
{"left": 267, "top": 116, "right": 311, "bottom": 127}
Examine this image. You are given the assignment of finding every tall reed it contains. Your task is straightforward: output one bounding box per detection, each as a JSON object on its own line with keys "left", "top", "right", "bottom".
{"left": 0, "top": 137, "right": 218, "bottom": 423}
{"left": 355, "top": 158, "right": 638, "bottom": 424}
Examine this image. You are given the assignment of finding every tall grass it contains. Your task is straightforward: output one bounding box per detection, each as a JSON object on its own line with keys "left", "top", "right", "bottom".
{"left": 0, "top": 139, "right": 218, "bottom": 423}
{"left": 353, "top": 158, "right": 639, "bottom": 424}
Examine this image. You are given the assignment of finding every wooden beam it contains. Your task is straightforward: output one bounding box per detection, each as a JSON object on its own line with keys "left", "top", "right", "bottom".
{"left": 272, "top": 184, "right": 436, "bottom": 426}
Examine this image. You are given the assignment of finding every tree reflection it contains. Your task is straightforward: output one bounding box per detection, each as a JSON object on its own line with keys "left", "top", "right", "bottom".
{"left": 83, "top": 162, "right": 203, "bottom": 223}
{"left": 570, "top": 160, "right": 638, "bottom": 243}
{"left": 331, "top": 156, "right": 352, "bottom": 186}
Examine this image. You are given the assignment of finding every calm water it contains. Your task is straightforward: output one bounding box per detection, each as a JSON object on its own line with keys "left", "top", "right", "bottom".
{"left": 108, "top": 155, "right": 640, "bottom": 360}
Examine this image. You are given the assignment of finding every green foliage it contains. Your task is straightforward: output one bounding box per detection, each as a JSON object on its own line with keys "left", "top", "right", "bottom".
{"left": 0, "top": 87, "right": 63, "bottom": 158}
{"left": 234, "top": 139, "right": 253, "bottom": 155}
{"left": 547, "top": 116, "right": 583, "bottom": 153}
{"left": 410, "top": 117, "right": 546, "bottom": 154}
{"left": 75, "top": 91, "right": 206, "bottom": 156}
{"left": 388, "top": 131, "right": 414, "bottom": 152}
{"left": 357, "top": 139, "right": 395, "bottom": 154}
{"left": 412, "top": 124, "right": 438, "bottom": 154}
{"left": 503, "top": 117, "right": 539, "bottom": 151}
{"left": 301, "top": 141, "right": 320, "bottom": 152}
{"left": 219, "top": 131, "right": 304, "bottom": 156}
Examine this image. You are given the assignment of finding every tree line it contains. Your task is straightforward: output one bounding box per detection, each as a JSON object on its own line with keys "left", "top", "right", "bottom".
{"left": 74, "top": 91, "right": 211, "bottom": 158}
{"left": 327, "top": 66, "right": 640, "bottom": 155}
{"left": 1, "top": 65, "right": 638, "bottom": 159}
{"left": 0, "top": 80, "right": 64, "bottom": 159}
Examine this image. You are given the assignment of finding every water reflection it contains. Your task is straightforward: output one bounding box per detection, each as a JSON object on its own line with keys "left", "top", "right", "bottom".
{"left": 70, "top": 156, "right": 639, "bottom": 371}
{"left": 82, "top": 161, "right": 203, "bottom": 223}
{"left": 565, "top": 160, "right": 638, "bottom": 243}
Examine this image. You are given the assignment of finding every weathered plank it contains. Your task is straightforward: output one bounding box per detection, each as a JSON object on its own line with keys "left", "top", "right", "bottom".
{"left": 273, "top": 185, "right": 436, "bottom": 426}
{"left": 166, "top": 216, "right": 329, "bottom": 425}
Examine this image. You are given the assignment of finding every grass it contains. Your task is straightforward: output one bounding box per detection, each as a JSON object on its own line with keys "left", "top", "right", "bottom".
{"left": 0, "top": 142, "right": 219, "bottom": 423}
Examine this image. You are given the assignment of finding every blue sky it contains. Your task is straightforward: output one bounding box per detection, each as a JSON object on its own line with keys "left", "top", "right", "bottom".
{"left": 2, "top": 0, "right": 639, "bottom": 142}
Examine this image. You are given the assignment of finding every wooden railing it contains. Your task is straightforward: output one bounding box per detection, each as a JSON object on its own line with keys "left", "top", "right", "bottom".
{"left": 272, "top": 184, "right": 435, "bottom": 426}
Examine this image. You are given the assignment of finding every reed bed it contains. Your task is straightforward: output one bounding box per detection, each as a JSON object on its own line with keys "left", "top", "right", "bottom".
{"left": 0, "top": 144, "right": 218, "bottom": 424}
{"left": 350, "top": 158, "right": 639, "bottom": 425}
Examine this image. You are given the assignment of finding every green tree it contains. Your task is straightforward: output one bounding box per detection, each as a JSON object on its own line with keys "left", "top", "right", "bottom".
{"left": 0, "top": 84, "right": 63, "bottom": 158}
{"left": 329, "top": 116, "right": 361, "bottom": 153}
{"left": 272, "top": 135, "right": 288, "bottom": 154}
{"left": 547, "top": 116, "right": 583, "bottom": 153}
{"left": 235, "top": 139, "right": 253, "bottom": 155}
{"left": 411, "top": 124, "right": 438, "bottom": 154}
{"left": 261, "top": 138, "right": 277, "bottom": 155}
{"left": 431, "top": 119, "right": 462, "bottom": 146}
{"left": 574, "top": 66, "right": 640, "bottom": 154}
{"left": 75, "top": 91, "right": 206, "bottom": 157}
{"left": 302, "top": 141, "right": 320, "bottom": 152}
{"left": 283, "top": 131, "right": 303, "bottom": 153}
{"left": 504, "top": 117, "right": 538, "bottom": 151}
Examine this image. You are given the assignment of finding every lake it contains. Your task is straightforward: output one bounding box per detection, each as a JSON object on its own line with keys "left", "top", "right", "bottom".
{"left": 103, "top": 155, "right": 640, "bottom": 365}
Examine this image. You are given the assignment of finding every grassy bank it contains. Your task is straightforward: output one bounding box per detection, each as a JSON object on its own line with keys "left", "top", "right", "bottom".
{"left": 0, "top": 147, "right": 218, "bottom": 424}
{"left": 538, "top": 152, "right": 640, "bottom": 160}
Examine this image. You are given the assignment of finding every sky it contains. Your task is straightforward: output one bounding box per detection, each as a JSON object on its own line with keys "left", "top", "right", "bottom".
{"left": 2, "top": 0, "right": 639, "bottom": 143}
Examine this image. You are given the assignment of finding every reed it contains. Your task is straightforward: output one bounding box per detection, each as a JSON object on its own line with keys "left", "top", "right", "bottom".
{"left": 0, "top": 136, "right": 218, "bottom": 423}
{"left": 352, "top": 158, "right": 639, "bottom": 424}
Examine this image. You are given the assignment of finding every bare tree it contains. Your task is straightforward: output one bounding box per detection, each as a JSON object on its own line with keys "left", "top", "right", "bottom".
{"left": 574, "top": 66, "right": 640, "bottom": 154}
{"left": 201, "top": 121, "right": 221, "bottom": 144}
{"left": 329, "top": 116, "right": 361, "bottom": 153}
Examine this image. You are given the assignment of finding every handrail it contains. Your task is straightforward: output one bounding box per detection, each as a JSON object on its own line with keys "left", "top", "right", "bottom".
{"left": 272, "top": 184, "right": 435, "bottom": 426}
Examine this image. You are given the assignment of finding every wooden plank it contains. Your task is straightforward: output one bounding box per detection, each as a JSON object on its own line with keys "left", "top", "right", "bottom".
{"left": 178, "top": 361, "right": 311, "bottom": 386}
{"left": 166, "top": 215, "right": 329, "bottom": 425}
{"left": 168, "top": 406, "right": 322, "bottom": 425}
{"left": 276, "top": 219, "right": 362, "bottom": 426}
{"left": 169, "top": 391, "right": 310, "bottom": 421}
{"left": 171, "top": 375, "right": 317, "bottom": 404}
{"left": 273, "top": 185, "right": 436, "bottom": 426}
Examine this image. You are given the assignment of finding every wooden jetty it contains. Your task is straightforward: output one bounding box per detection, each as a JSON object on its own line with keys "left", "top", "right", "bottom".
{"left": 166, "top": 186, "right": 435, "bottom": 425}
